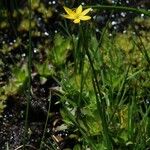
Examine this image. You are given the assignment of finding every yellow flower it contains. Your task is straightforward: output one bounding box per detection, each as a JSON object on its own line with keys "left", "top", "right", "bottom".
{"left": 63, "top": 5, "right": 91, "bottom": 24}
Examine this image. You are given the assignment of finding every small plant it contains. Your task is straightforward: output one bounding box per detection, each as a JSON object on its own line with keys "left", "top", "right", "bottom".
{"left": 0, "top": 64, "right": 28, "bottom": 116}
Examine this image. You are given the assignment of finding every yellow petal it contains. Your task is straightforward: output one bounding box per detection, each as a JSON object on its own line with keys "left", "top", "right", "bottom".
{"left": 63, "top": 6, "right": 76, "bottom": 16}
{"left": 76, "top": 5, "right": 82, "bottom": 14}
{"left": 73, "top": 19, "right": 80, "bottom": 24}
{"left": 81, "top": 8, "right": 91, "bottom": 16}
{"left": 63, "top": 14, "right": 75, "bottom": 19}
{"left": 79, "top": 15, "right": 91, "bottom": 21}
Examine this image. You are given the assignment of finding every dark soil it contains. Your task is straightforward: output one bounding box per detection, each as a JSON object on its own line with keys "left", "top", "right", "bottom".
{"left": 0, "top": 75, "right": 77, "bottom": 149}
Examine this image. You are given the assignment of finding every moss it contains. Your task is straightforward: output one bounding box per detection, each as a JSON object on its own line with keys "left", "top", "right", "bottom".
{"left": 18, "top": 19, "right": 36, "bottom": 31}
{"left": 134, "top": 17, "right": 150, "bottom": 29}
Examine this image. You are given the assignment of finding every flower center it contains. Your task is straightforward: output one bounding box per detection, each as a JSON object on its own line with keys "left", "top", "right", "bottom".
{"left": 74, "top": 13, "right": 81, "bottom": 19}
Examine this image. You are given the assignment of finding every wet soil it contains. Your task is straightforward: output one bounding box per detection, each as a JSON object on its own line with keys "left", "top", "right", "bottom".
{"left": 0, "top": 75, "right": 77, "bottom": 149}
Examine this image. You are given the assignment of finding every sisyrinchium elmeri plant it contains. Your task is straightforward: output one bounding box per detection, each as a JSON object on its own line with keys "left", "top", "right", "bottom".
{"left": 57, "top": 3, "right": 150, "bottom": 150}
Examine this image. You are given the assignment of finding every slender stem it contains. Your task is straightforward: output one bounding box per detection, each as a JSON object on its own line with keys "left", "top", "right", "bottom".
{"left": 86, "top": 48, "right": 112, "bottom": 150}
{"left": 23, "top": 0, "right": 32, "bottom": 149}
{"left": 81, "top": 25, "right": 112, "bottom": 149}
{"left": 85, "top": 5, "right": 150, "bottom": 17}
{"left": 39, "top": 91, "right": 51, "bottom": 150}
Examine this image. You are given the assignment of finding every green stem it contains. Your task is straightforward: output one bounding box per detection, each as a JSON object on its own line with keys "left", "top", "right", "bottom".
{"left": 39, "top": 92, "right": 51, "bottom": 150}
{"left": 86, "top": 48, "right": 112, "bottom": 150}
{"left": 82, "top": 25, "right": 112, "bottom": 149}
{"left": 86, "top": 5, "right": 150, "bottom": 17}
{"left": 23, "top": 0, "right": 32, "bottom": 149}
